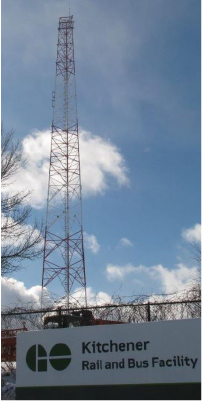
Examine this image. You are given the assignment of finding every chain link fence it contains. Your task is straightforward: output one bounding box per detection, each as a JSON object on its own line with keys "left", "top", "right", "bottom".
{"left": 1, "top": 299, "right": 201, "bottom": 332}
{"left": 1, "top": 299, "right": 200, "bottom": 399}
{"left": 1, "top": 299, "right": 202, "bottom": 399}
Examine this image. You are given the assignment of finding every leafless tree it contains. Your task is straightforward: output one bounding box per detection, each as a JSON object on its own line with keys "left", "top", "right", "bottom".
{"left": 191, "top": 241, "right": 201, "bottom": 266}
{"left": 188, "top": 241, "right": 201, "bottom": 301}
{"left": 1, "top": 127, "right": 43, "bottom": 276}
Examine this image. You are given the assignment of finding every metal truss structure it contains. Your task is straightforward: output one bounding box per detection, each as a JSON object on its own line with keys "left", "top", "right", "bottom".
{"left": 41, "top": 16, "right": 87, "bottom": 308}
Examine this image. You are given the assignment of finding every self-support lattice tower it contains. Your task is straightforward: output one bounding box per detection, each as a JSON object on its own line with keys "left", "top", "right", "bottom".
{"left": 41, "top": 16, "right": 87, "bottom": 308}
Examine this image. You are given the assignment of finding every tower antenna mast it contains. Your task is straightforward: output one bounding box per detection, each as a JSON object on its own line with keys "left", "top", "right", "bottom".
{"left": 41, "top": 16, "right": 87, "bottom": 308}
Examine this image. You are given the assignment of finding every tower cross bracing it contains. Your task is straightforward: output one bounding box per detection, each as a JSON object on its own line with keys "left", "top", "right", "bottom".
{"left": 41, "top": 16, "right": 87, "bottom": 308}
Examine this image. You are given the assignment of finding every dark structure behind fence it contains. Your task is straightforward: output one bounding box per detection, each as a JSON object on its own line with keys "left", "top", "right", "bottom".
{"left": 1, "top": 299, "right": 201, "bottom": 332}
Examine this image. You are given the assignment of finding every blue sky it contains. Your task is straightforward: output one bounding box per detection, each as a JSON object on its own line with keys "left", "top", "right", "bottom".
{"left": 1, "top": 0, "right": 201, "bottom": 307}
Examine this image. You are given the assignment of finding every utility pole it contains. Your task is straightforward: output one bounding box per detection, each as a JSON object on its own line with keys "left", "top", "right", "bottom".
{"left": 41, "top": 16, "right": 87, "bottom": 309}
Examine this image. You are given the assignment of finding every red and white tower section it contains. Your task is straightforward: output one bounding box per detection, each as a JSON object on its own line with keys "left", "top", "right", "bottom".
{"left": 41, "top": 16, "right": 87, "bottom": 308}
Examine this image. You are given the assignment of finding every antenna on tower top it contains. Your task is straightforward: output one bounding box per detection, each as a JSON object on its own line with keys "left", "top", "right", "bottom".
{"left": 41, "top": 16, "right": 87, "bottom": 309}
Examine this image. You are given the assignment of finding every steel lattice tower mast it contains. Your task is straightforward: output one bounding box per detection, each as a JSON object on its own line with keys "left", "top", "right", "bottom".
{"left": 41, "top": 16, "right": 87, "bottom": 308}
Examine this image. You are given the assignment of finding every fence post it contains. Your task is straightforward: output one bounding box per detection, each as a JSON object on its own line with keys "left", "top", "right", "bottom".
{"left": 58, "top": 307, "right": 62, "bottom": 328}
{"left": 147, "top": 302, "right": 151, "bottom": 322}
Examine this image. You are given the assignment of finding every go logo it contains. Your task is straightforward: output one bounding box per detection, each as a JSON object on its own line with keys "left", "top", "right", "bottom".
{"left": 26, "top": 343, "right": 71, "bottom": 372}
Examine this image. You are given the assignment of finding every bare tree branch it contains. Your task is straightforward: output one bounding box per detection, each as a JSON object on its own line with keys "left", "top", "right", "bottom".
{"left": 190, "top": 241, "right": 201, "bottom": 265}
{"left": 1, "top": 128, "right": 23, "bottom": 186}
{"left": 1, "top": 126, "right": 44, "bottom": 276}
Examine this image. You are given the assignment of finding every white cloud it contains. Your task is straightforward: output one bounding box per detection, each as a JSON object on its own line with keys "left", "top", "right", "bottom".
{"left": 106, "top": 264, "right": 137, "bottom": 281}
{"left": 80, "top": 129, "right": 129, "bottom": 195}
{"left": 2, "top": 128, "right": 129, "bottom": 209}
{"left": 1, "top": 215, "right": 42, "bottom": 248}
{"left": 182, "top": 223, "right": 201, "bottom": 244}
{"left": 71, "top": 286, "right": 112, "bottom": 306}
{"left": 2, "top": 129, "right": 51, "bottom": 209}
{"left": 105, "top": 262, "right": 198, "bottom": 294}
{"left": 148, "top": 263, "right": 198, "bottom": 294}
{"left": 1, "top": 277, "right": 42, "bottom": 310}
{"left": 84, "top": 232, "right": 100, "bottom": 254}
{"left": 120, "top": 237, "right": 133, "bottom": 247}
{"left": 1, "top": 278, "right": 112, "bottom": 310}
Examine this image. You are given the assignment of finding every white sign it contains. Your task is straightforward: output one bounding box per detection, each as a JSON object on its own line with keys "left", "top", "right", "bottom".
{"left": 16, "top": 318, "right": 201, "bottom": 388}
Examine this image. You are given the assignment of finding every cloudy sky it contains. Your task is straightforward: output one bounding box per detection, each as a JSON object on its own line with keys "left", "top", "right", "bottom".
{"left": 1, "top": 0, "right": 201, "bottom": 308}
